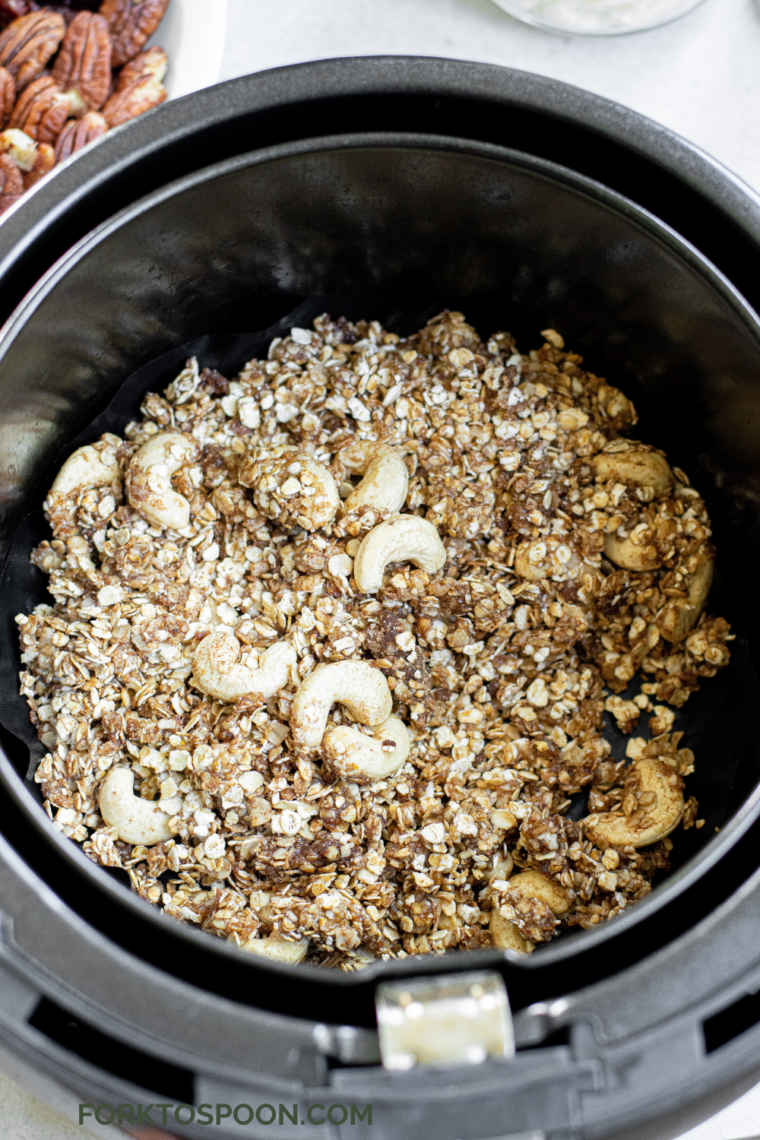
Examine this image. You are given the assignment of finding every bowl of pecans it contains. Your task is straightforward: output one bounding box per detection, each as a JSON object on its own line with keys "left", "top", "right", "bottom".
{"left": 0, "top": 57, "right": 758, "bottom": 1140}
{"left": 0, "top": 0, "right": 226, "bottom": 215}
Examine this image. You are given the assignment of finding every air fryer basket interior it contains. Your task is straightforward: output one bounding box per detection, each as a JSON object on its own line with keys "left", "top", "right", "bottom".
{"left": 1, "top": 135, "right": 760, "bottom": 1023}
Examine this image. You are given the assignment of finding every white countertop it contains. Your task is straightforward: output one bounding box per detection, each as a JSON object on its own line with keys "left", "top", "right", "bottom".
{"left": 221, "top": 0, "right": 760, "bottom": 199}
{"left": 4, "top": 1, "right": 760, "bottom": 1137}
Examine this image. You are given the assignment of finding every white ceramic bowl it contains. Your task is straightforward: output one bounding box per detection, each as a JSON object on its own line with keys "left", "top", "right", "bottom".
{"left": 491, "top": 0, "right": 706, "bottom": 34}
{"left": 147, "top": 0, "right": 228, "bottom": 99}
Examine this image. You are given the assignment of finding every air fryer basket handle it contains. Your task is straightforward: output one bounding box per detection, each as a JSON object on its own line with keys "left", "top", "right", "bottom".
{"left": 1, "top": 815, "right": 760, "bottom": 1140}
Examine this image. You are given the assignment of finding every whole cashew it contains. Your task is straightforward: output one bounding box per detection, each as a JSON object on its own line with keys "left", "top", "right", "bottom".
{"left": 353, "top": 515, "right": 446, "bottom": 593}
{"left": 593, "top": 448, "right": 673, "bottom": 493}
{"left": 290, "top": 660, "right": 393, "bottom": 750}
{"left": 509, "top": 870, "right": 572, "bottom": 915}
{"left": 489, "top": 909, "right": 533, "bottom": 954}
{"left": 584, "top": 757, "right": 684, "bottom": 848}
{"left": 596, "top": 446, "right": 672, "bottom": 571}
{"left": 126, "top": 432, "right": 199, "bottom": 530}
{"left": 48, "top": 441, "right": 121, "bottom": 503}
{"left": 192, "top": 633, "right": 296, "bottom": 702}
{"left": 323, "top": 714, "right": 410, "bottom": 782}
{"left": 338, "top": 441, "right": 409, "bottom": 515}
{"left": 658, "top": 555, "right": 714, "bottom": 643}
{"left": 489, "top": 869, "right": 571, "bottom": 955}
{"left": 244, "top": 934, "right": 309, "bottom": 965}
{"left": 604, "top": 532, "right": 662, "bottom": 571}
{"left": 98, "top": 767, "right": 177, "bottom": 846}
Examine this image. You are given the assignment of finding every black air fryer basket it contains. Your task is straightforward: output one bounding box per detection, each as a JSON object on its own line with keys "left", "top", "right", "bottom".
{"left": 0, "top": 58, "right": 760, "bottom": 1140}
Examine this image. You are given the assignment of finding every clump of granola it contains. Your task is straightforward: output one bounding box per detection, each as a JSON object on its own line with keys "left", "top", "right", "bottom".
{"left": 16, "top": 311, "right": 732, "bottom": 967}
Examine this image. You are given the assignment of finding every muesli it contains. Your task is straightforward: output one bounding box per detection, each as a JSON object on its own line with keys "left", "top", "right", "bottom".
{"left": 16, "top": 311, "right": 733, "bottom": 967}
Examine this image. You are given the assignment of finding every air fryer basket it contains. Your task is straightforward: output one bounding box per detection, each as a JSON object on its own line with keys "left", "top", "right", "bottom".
{"left": 0, "top": 59, "right": 760, "bottom": 1140}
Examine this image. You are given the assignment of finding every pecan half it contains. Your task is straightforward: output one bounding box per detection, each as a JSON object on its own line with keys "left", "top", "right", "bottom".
{"left": 99, "top": 0, "right": 168, "bottom": 68}
{"left": 0, "top": 12, "right": 66, "bottom": 90}
{"left": 52, "top": 11, "right": 111, "bottom": 113}
{"left": 0, "top": 64, "right": 13, "bottom": 126}
{"left": 9, "top": 74, "right": 70, "bottom": 143}
{"left": 116, "top": 43, "right": 165, "bottom": 88}
{"left": 23, "top": 138, "right": 54, "bottom": 188}
{"left": 0, "top": 2, "right": 33, "bottom": 32}
{"left": 0, "top": 149, "right": 22, "bottom": 212}
{"left": 102, "top": 70, "right": 165, "bottom": 128}
{"left": 36, "top": 8, "right": 97, "bottom": 28}
{"left": 0, "top": 124, "right": 35, "bottom": 168}
{"left": 54, "top": 107, "right": 105, "bottom": 160}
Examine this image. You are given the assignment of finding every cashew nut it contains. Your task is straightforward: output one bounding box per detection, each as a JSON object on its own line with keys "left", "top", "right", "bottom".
{"left": 290, "top": 660, "right": 393, "bottom": 750}
{"left": 45, "top": 439, "right": 122, "bottom": 536}
{"left": 604, "top": 532, "right": 662, "bottom": 571}
{"left": 192, "top": 633, "right": 296, "bottom": 702}
{"left": 353, "top": 515, "right": 446, "bottom": 593}
{"left": 338, "top": 441, "right": 409, "bottom": 515}
{"left": 509, "top": 870, "right": 572, "bottom": 915}
{"left": 489, "top": 869, "right": 570, "bottom": 955}
{"left": 126, "top": 432, "right": 198, "bottom": 530}
{"left": 98, "top": 767, "right": 177, "bottom": 846}
{"left": 323, "top": 715, "right": 410, "bottom": 781}
{"left": 489, "top": 909, "right": 533, "bottom": 954}
{"left": 49, "top": 442, "right": 121, "bottom": 499}
{"left": 657, "top": 555, "right": 714, "bottom": 643}
{"left": 584, "top": 757, "right": 684, "bottom": 848}
{"left": 243, "top": 934, "right": 309, "bottom": 965}
{"left": 593, "top": 448, "right": 673, "bottom": 493}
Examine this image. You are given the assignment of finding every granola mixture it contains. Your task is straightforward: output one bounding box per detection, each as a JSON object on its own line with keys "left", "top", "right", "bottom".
{"left": 16, "top": 311, "right": 733, "bottom": 967}
{"left": 0, "top": 0, "right": 170, "bottom": 215}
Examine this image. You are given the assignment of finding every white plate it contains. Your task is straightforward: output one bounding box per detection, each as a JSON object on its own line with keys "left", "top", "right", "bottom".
{"left": 147, "top": 0, "right": 228, "bottom": 100}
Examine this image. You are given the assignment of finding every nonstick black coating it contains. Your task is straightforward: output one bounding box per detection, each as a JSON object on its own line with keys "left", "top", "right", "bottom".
{"left": 1, "top": 137, "right": 760, "bottom": 1019}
